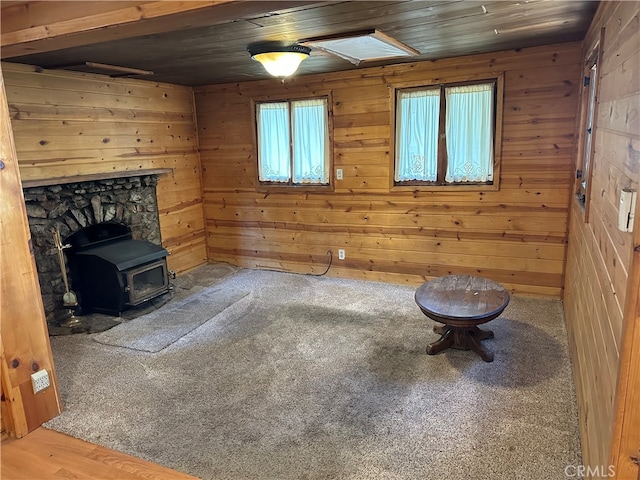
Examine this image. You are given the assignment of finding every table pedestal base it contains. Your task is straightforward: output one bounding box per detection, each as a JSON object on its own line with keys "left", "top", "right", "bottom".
{"left": 427, "top": 325, "right": 495, "bottom": 362}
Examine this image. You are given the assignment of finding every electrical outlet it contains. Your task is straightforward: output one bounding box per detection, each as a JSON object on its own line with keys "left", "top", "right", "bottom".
{"left": 336, "top": 168, "right": 343, "bottom": 180}
{"left": 338, "top": 249, "right": 345, "bottom": 260}
{"left": 31, "top": 369, "right": 50, "bottom": 394}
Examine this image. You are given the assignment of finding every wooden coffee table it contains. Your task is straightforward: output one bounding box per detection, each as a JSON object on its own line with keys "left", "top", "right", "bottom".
{"left": 414, "top": 275, "right": 510, "bottom": 362}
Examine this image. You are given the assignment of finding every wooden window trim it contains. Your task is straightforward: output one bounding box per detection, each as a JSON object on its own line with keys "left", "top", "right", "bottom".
{"left": 574, "top": 28, "right": 604, "bottom": 222}
{"left": 251, "top": 91, "right": 334, "bottom": 194}
{"left": 389, "top": 73, "right": 504, "bottom": 192}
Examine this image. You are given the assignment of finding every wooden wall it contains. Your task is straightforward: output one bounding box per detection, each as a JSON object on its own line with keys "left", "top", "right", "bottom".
{"left": 1, "top": 62, "right": 207, "bottom": 275}
{"left": 195, "top": 42, "right": 582, "bottom": 296}
{"left": 0, "top": 67, "right": 62, "bottom": 437}
{"left": 564, "top": 1, "right": 640, "bottom": 475}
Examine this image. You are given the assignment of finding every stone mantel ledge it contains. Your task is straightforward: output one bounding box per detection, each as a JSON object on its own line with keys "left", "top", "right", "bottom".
{"left": 21, "top": 168, "right": 173, "bottom": 188}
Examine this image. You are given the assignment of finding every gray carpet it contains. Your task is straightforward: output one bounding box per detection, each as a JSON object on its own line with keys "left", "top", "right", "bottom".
{"left": 93, "top": 286, "right": 249, "bottom": 352}
{"left": 46, "top": 266, "right": 581, "bottom": 480}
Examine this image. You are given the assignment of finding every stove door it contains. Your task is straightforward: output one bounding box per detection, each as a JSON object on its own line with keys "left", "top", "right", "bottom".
{"left": 126, "top": 260, "right": 169, "bottom": 306}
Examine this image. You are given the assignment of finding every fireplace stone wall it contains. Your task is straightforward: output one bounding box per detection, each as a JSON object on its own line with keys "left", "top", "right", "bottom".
{"left": 23, "top": 175, "right": 161, "bottom": 323}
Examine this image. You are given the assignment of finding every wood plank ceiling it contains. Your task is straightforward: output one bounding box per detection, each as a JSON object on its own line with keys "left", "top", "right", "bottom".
{"left": 1, "top": 1, "right": 599, "bottom": 86}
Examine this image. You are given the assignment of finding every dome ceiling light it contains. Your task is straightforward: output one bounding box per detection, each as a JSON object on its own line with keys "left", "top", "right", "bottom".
{"left": 247, "top": 42, "right": 311, "bottom": 78}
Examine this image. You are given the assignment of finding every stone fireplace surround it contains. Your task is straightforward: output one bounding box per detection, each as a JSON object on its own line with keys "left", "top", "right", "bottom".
{"left": 23, "top": 173, "right": 164, "bottom": 324}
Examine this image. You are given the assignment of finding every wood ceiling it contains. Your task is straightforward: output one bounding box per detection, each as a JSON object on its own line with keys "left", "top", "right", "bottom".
{"left": 1, "top": 1, "right": 599, "bottom": 86}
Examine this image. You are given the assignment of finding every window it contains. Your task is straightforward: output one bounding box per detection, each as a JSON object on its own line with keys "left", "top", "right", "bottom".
{"left": 394, "top": 79, "right": 499, "bottom": 187}
{"left": 576, "top": 51, "right": 599, "bottom": 210}
{"left": 256, "top": 97, "right": 330, "bottom": 186}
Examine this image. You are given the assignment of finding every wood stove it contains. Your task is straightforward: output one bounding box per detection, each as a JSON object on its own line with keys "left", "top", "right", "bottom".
{"left": 64, "top": 222, "right": 170, "bottom": 316}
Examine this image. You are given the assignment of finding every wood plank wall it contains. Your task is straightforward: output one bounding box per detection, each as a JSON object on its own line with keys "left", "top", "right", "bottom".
{"left": 1, "top": 62, "right": 207, "bottom": 275}
{"left": 0, "top": 67, "right": 62, "bottom": 437}
{"left": 563, "top": 1, "right": 640, "bottom": 474}
{"left": 195, "top": 42, "right": 582, "bottom": 296}
{"left": 612, "top": 199, "right": 640, "bottom": 480}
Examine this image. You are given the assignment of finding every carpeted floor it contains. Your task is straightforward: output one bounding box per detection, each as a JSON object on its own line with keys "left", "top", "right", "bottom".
{"left": 46, "top": 265, "right": 581, "bottom": 480}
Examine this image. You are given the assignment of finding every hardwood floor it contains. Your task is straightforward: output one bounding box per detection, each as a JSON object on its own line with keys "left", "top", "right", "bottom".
{"left": 1, "top": 427, "right": 198, "bottom": 480}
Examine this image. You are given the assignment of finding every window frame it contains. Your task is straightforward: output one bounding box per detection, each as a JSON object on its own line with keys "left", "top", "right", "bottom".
{"left": 575, "top": 37, "right": 602, "bottom": 221}
{"left": 251, "top": 91, "right": 334, "bottom": 193}
{"left": 390, "top": 73, "right": 504, "bottom": 192}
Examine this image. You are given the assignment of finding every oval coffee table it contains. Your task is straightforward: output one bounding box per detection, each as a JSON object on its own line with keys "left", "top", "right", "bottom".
{"left": 415, "top": 275, "right": 510, "bottom": 362}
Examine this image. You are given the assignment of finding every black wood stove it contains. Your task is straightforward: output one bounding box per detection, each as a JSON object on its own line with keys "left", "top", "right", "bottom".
{"left": 64, "top": 222, "right": 170, "bottom": 316}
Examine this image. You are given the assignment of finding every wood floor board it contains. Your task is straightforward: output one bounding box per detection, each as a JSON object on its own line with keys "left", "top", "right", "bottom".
{"left": 0, "top": 427, "right": 198, "bottom": 480}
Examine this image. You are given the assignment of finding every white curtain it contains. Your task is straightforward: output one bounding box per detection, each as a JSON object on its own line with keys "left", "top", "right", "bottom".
{"left": 257, "top": 102, "right": 290, "bottom": 183}
{"left": 395, "top": 89, "right": 440, "bottom": 182}
{"left": 292, "top": 98, "right": 329, "bottom": 184}
{"left": 445, "top": 83, "right": 494, "bottom": 183}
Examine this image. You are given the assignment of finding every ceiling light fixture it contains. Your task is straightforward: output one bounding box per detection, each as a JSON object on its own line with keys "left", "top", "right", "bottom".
{"left": 248, "top": 42, "right": 311, "bottom": 78}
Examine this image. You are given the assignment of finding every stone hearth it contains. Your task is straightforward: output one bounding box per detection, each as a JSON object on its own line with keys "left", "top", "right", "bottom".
{"left": 23, "top": 175, "right": 161, "bottom": 324}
